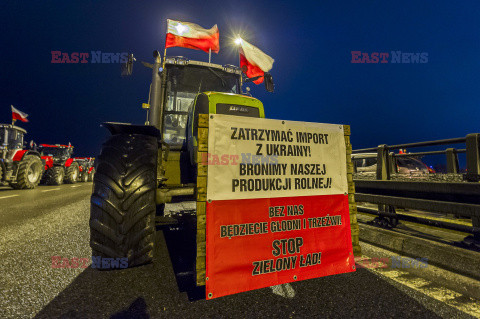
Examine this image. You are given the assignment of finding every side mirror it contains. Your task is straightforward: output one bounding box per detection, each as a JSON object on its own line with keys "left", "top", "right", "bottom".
{"left": 264, "top": 73, "right": 274, "bottom": 93}
{"left": 121, "top": 53, "right": 135, "bottom": 77}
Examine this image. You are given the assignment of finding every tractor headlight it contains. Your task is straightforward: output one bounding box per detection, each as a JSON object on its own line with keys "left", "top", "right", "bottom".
{"left": 223, "top": 64, "right": 241, "bottom": 74}
{"left": 176, "top": 57, "right": 188, "bottom": 65}
{"left": 165, "top": 57, "right": 176, "bottom": 65}
{"left": 165, "top": 57, "right": 189, "bottom": 65}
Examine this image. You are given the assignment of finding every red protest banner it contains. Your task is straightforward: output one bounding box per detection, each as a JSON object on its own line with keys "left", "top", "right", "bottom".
{"left": 205, "top": 194, "right": 354, "bottom": 299}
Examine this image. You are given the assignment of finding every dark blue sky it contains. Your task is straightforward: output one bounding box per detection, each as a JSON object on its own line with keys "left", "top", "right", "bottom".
{"left": 2, "top": 1, "right": 479, "bottom": 158}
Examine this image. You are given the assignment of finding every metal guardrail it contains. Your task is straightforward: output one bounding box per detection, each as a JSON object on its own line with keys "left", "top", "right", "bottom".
{"left": 352, "top": 133, "right": 480, "bottom": 179}
{"left": 352, "top": 133, "right": 480, "bottom": 250}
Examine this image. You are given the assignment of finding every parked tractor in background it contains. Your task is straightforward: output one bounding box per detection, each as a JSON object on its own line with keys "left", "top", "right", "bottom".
{"left": 38, "top": 144, "right": 79, "bottom": 185}
{"left": 0, "top": 124, "right": 43, "bottom": 189}
{"left": 74, "top": 157, "right": 95, "bottom": 182}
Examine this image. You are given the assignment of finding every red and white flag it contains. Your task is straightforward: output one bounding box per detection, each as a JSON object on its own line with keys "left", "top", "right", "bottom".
{"left": 238, "top": 39, "right": 274, "bottom": 84}
{"left": 11, "top": 105, "right": 29, "bottom": 123}
{"left": 165, "top": 19, "right": 220, "bottom": 53}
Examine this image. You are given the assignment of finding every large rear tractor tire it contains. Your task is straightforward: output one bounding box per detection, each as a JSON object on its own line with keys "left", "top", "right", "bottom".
{"left": 43, "top": 166, "right": 65, "bottom": 185}
{"left": 65, "top": 162, "right": 79, "bottom": 184}
{"left": 10, "top": 155, "right": 43, "bottom": 189}
{"left": 90, "top": 134, "right": 158, "bottom": 269}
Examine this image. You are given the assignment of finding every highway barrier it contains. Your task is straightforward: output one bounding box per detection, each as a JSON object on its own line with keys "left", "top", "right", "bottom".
{"left": 351, "top": 133, "right": 480, "bottom": 250}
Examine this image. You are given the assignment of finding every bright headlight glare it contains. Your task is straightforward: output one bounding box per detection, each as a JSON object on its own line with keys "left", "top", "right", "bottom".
{"left": 165, "top": 58, "right": 176, "bottom": 64}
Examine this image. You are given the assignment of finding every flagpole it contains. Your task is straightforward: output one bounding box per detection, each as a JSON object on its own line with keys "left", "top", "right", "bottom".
{"left": 209, "top": 48, "right": 211, "bottom": 63}
{"left": 238, "top": 48, "right": 243, "bottom": 89}
{"left": 163, "top": 20, "right": 168, "bottom": 69}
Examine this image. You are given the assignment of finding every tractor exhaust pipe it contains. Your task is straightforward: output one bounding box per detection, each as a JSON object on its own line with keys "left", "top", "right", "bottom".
{"left": 148, "top": 50, "right": 165, "bottom": 131}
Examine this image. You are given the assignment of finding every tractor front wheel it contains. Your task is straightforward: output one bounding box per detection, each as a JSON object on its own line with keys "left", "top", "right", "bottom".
{"left": 90, "top": 134, "right": 158, "bottom": 269}
{"left": 80, "top": 171, "right": 88, "bottom": 182}
{"left": 65, "top": 162, "right": 79, "bottom": 184}
{"left": 87, "top": 169, "right": 95, "bottom": 182}
{"left": 10, "top": 155, "right": 43, "bottom": 189}
{"left": 43, "top": 166, "right": 65, "bottom": 185}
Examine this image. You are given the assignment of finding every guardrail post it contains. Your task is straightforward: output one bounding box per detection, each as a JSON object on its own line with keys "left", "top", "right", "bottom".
{"left": 446, "top": 148, "right": 459, "bottom": 174}
{"left": 373, "top": 145, "right": 398, "bottom": 228}
{"left": 376, "top": 145, "right": 390, "bottom": 180}
{"left": 389, "top": 153, "right": 397, "bottom": 174}
{"left": 465, "top": 133, "right": 480, "bottom": 246}
{"left": 445, "top": 148, "right": 459, "bottom": 218}
{"left": 465, "top": 133, "right": 480, "bottom": 182}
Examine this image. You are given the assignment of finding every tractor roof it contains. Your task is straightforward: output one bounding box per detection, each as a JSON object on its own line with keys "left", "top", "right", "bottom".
{"left": 164, "top": 56, "right": 242, "bottom": 75}
{"left": 39, "top": 144, "right": 73, "bottom": 148}
{"left": 0, "top": 124, "right": 27, "bottom": 134}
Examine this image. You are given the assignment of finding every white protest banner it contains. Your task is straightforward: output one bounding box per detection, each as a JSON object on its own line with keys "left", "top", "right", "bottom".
{"left": 206, "top": 114, "right": 348, "bottom": 201}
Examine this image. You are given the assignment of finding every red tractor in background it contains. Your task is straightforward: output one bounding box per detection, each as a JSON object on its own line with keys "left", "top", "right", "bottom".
{"left": 0, "top": 124, "right": 43, "bottom": 189}
{"left": 38, "top": 144, "right": 79, "bottom": 185}
{"left": 74, "top": 157, "right": 95, "bottom": 182}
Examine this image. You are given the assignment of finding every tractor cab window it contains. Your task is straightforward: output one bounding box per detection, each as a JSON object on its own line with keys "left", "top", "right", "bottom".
{"left": 6, "top": 129, "right": 24, "bottom": 149}
{"left": 40, "top": 147, "right": 70, "bottom": 158}
{"left": 164, "top": 64, "right": 240, "bottom": 148}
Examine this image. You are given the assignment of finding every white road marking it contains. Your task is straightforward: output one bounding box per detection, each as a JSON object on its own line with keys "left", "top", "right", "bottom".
{"left": 41, "top": 188, "right": 61, "bottom": 192}
{"left": 358, "top": 254, "right": 480, "bottom": 317}
{"left": 70, "top": 185, "right": 82, "bottom": 188}
{"left": 0, "top": 194, "right": 20, "bottom": 200}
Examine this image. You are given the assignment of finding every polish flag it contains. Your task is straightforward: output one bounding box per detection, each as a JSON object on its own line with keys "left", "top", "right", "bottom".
{"left": 11, "top": 105, "right": 29, "bottom": 122}
{"left": 238, "top": 39, "right": 274, "bottom": 84}
{"left": 165, "top": 19, "right": 220, "bottom": 53}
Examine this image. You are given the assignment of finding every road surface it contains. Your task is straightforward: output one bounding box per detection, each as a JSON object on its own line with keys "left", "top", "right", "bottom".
{"left": 0, "top": 183, "right": 478, "bottom": 318}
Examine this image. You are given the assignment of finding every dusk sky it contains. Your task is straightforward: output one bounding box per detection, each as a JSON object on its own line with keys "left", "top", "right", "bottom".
{"left": 2, "top": 1, "right": 479, "bottom": 162}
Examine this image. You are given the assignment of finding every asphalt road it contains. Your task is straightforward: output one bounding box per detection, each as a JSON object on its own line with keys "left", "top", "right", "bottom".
{"left": 0, "top": 183, "right": 478, "bottom": 318}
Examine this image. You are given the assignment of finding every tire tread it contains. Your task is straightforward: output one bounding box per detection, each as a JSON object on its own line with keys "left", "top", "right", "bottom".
{"left": 89, "top": 134, "right": 157, "bottom": 268}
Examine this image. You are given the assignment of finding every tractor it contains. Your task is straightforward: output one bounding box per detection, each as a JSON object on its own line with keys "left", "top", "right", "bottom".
{"left": 38, "top": 144, "right": 80, "bottom": 185}
{"left": 74, "top": 157, "right": 95, "bottom": 182}
{"left": 90, "top": 51, "right": 273, "bottom": 284}
{"left": 0, "top": 124, "right": 43, "bottom": 189}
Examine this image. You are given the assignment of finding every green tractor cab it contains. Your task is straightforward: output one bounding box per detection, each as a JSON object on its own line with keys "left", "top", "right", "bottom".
{"left": 164, "top": 90, "right": 265, "bottom": 186}
{"left": 187, "top": 91, "right": 265, "bottom": 164}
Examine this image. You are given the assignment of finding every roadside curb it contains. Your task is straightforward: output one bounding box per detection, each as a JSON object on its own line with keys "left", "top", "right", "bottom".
{"left": 358, "top": 242, "right": 480, "bottom": 302}
{"left": 358, "top": 223, "right": 480, "bottom": 281}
